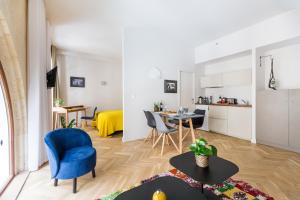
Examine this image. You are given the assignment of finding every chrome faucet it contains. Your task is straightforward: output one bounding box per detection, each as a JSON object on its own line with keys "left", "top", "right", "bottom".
{"left": 241, "top": 99, "right": 248, "bottom": 105}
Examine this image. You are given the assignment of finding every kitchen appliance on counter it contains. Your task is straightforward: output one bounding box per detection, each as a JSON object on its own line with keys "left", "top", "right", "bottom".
{"left": 197, "top": 96, "right": 210, "bottom": 104}
{"left": 216, "top": 97, "right": 238, "bottom": 105}
{"left": 227, "top": 98, "right": 238, "bottom": 104}
{"left": 217, "top": 96, "right": 227, "bottom": 104}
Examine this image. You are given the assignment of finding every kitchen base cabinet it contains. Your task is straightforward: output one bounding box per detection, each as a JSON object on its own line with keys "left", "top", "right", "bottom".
{"left": 257, "top": 89, "right": 300, "bottom": 153}
{"left": 208, "top": 105, "right": 252, "bottom": 141}
{"left": 209, "top": 118, "right": 227, "bottom": 134}
{"left": 208, "top": 105, "right": 227, "bottom": 119}
{"left": 227, "top": 107, "right": 252, "bottom": 140}
{"left": 257, "top": 90, "right": 289, "bottom": 147}
{"left": 288, "top": 90, "right": 300, "bottom": 151}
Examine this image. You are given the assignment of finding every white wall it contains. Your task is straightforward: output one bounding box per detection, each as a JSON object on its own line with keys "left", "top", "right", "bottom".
{"left": 57, "top": 52, "right": 122, "bottom": 118}
{"left": 195, "top": 8, "right": 300, "bottom": 63}
{"left": 203, "top": 53, "right": 251, "bottom": 75}
{"left": 123, "top": 28, "right": 194, "bottom": 141}
{"left": 196, "top": 52, "right": 252, "bottom": 104}
{"left": 262, "top": 42, "right": 300, "bottom": 90}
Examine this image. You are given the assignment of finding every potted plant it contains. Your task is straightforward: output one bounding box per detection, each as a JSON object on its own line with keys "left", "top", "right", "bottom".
{"left": 189, "top": 138, "right": 217, "bottom": 168}
{"left": 154, "top": 102, "right": 160, "bottom": 112}
{"left": 54, "top": 98, "right": 64, "bottom": 107}
{"left": 60, "top": 116, "right": 76, "bottom": 128}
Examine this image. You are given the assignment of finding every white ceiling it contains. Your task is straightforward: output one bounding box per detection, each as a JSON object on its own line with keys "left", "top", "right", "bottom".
{"left": 45, "top": 0, "right": 300, "bottom": 61}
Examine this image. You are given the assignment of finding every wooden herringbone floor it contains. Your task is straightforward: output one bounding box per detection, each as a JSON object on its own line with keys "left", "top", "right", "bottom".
{"left": 16, "top": 128, "right": 300, "bottom": 200}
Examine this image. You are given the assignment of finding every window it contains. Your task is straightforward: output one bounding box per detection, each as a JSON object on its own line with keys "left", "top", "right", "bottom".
{"left": 0, "top": 64, "right": 14, "bottom": 194}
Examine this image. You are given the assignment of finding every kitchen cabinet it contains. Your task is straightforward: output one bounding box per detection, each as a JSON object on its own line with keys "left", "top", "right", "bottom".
{"left": 200, "top": 76, "right": 210, "bottom": 88}
{"left": 208, "top": 106, "right": 227, "bottom": 119}
{"left": 200, "top": 69, "right": 251, "bottom": 89}
{"left": 288, "top": 90, "right": 300, "bottom": 150}
{"left": 222, "top": 69, "right": 251, "bottom": 87}
{"left": 208, "top": 105, "right": 252, "bottom": 140}
{"left": 208, "top": 106, "right": 228, "bottom": 134}
{"left": 256, "top": 90, "right": 289, "bottom": 147}
{"left": 257, "top": 89, "right": 300, "bottom": 153}
{"left": 209, "top": 118, "right": 227, "bottom": 134}
{"left": 200, "top": 74, "right": 223, "bottom": 88}
{"left": 227, "top": 107, "right": 252, "bottom": 140}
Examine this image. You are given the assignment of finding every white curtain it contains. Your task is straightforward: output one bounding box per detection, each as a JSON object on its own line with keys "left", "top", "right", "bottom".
{"left": 27, "top": 0, "right": 51, "bottom": 171}
{"left": 51, "top": 45, "right": 60, "bottom": 100}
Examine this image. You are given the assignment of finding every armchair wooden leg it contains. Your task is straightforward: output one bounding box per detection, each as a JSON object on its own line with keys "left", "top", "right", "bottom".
{"left": 92, "top": 169, "right": 96, "bottom": 178}
{"left": 73, "top": 178, "right": 77, "bottom": 193}
{"left": 54, "top": 179, "right": 58, "bottom": 186}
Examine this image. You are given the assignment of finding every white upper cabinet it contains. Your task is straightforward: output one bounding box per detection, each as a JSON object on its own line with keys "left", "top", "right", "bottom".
{"left": 200, "top": 69, "right": 251, "bottom": 88}
{"left": 222, "top": 69, "right": 252, "bottom": 87}
{"left": 200, "top": 76, "right": 210, "bottom": 88}
{"left": 200, "top": 74, "right": 223, "bottom": 88}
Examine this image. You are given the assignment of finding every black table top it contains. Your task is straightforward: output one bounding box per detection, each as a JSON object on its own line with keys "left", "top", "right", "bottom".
{"left": 170, "top": 151, "right": 239, "bottom": 185}
{"left": 115, "top": 176, "right": 219, "bottom": 200}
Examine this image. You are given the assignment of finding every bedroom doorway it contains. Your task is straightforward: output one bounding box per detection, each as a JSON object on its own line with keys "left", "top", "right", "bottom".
{"left": 179, "top": 71, "right": 195, "bottom": 111}
{"left": 0, "top": 63, "right": 14, "bottom": 194}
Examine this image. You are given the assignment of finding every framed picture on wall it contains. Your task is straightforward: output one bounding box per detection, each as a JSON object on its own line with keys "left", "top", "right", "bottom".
{"left": 164, "top": 80, "right": 177, "bottom": 93}
{"left": 70, "top": 76, "right": 85, "bottom": 88}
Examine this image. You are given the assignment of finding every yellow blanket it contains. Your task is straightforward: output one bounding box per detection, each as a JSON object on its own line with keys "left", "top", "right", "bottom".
{"left": 95, "top": 110, "right": 123, "bottom": 137}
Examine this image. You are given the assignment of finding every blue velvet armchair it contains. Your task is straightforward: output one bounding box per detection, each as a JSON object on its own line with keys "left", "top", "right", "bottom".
{"left": 44, "top": 128, "right": 97, "bottom": 193}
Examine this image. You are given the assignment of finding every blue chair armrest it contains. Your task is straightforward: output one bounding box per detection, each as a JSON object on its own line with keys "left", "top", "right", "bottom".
{"left": 44, "top": 137, "right": 60, "bottom": 178}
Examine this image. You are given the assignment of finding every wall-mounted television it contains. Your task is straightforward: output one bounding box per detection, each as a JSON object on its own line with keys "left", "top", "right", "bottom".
{"left": 47, "top": 67, "right": 57, "bottom": 88}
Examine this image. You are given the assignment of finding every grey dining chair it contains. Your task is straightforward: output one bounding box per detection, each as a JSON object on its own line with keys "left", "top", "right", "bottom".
{"left": 182, "top": 109, "right": 205, "bottom": 142}
{"left": 152, "top": 112, "right": 179, "bottom": 156}
{"left": 143, "top": 111, "right": 157, "bottom": 145}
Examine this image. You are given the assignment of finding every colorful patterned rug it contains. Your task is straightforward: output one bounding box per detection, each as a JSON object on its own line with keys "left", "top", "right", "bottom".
{"left": 98, "top": 169, "right": 274, "bottom": 200}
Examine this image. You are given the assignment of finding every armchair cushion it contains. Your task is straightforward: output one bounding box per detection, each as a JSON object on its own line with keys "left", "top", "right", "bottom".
{"left": 57, "top": 145, "right": 96, "bottom": 179}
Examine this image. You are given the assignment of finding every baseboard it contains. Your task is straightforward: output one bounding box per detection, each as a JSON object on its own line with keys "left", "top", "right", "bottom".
{"left": 257, "top": 139, "right": 300, "bottom": 154}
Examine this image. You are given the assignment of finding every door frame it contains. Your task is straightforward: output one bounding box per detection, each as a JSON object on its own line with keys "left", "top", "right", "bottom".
{"left": 178, "top": 70, "right": 196, "bottom": 108}
{"left": 0, "top": 63, "right": 15, "bottom": 195}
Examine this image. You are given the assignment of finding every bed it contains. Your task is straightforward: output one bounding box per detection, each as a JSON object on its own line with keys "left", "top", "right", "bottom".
{"left": 95, "top": 110, "right": 123, "bottom": 137}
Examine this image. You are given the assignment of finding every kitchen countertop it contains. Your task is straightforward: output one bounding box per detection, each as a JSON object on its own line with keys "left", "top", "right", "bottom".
{"left": 195, "top": 103, "right": 252, "bottom": 108}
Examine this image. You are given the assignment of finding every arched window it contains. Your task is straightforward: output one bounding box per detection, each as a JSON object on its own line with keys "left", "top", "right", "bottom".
{"left": 0, "top": 63, "right": 14, "bottom": 193}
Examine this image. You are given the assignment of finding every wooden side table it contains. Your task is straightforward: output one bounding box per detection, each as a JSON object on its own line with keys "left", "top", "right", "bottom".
{"left": 52, "top": 105, "right": 88, "bottom": 129}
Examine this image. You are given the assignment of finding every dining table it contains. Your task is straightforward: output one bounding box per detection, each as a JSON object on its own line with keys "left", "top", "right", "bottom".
{"left": 159, "top": 112, "right": 204, "bottom": 154}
